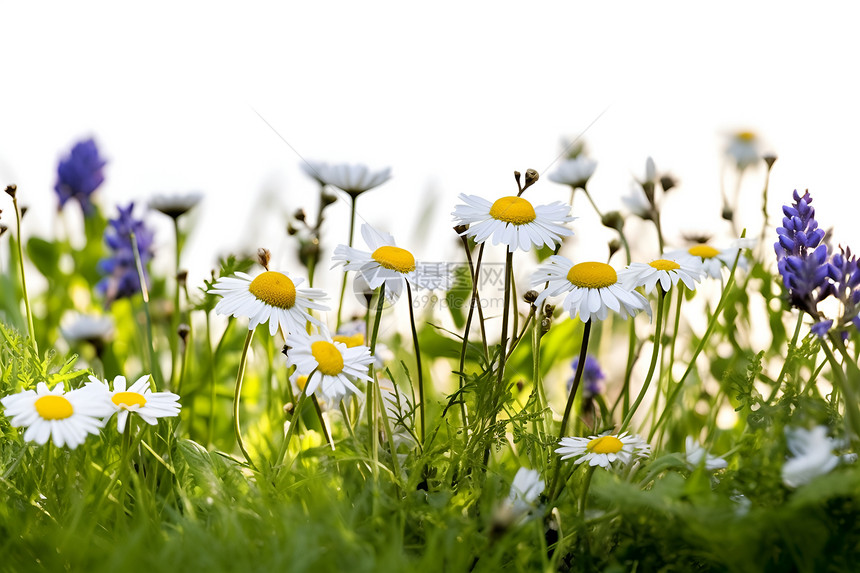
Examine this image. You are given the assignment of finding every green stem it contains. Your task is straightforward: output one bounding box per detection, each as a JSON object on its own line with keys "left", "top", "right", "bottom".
{"left": 483, "top": 250, "right": 514, "bottom": 466}
{"left": 406, "top": 282, "right": 426, "bottom": 444}
{"left": 233, "top": 329, "right": 257, "bottom": 470}
{"left": 336, "top": 195, "right": 359, "bottom": 330}
{"left": 579, "top": 466, "right": 596, "bottom": 517}
{"left": 367, "top": 284, "right": 386, "bottom": 462}
{"left": 130, "top": 230, "right": 161, "bottom": 388}
{"left": 312, "top": 394, "right": 333, "bottom": 449}
{"left": 621, "top": 289, "right": 666, "bottom": 433}
{"left": 276, "top": 386, "right": 309, "bottom": 475}
{"left": 12, "top": 195, "right": 37, "bottom": 355}
{"left": 767, "top": 313, "right": 804, "bottom": 402}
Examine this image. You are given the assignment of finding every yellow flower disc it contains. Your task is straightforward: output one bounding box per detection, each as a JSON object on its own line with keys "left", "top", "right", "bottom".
{"left": 648, "top": 259, "right": 681, "bottom": 271}
{"left": 566, "top": 262, "right": 617, "bottom": 289}
{"left": 688, "top": 245, "right": 720, "bottom": 259}
{"left": 736, "top": 131, "right": 756, "bottom": 142}
{"left": 311, "top": 341, "right": 345, "bottom": 376}
{"left": 371, "top": 246, "right": 416, "bottom": 273}
{"left": 489, "top": 196, "right": 537, "bottom": 225}
{"left": 333, "top": 333, "right": 365, "bottom": 348}
{"left": 248, "top": 272, "right": 297, "bottom": 309}
{"left": 294, "top": 375, "right": 308, "bottom": 392}
{"left": 587, "top": 435, "right": 624, "bottom": 454}
{"left": 34, "top": 395, "right": 74, "bottom": 420}
{"left": 112, "top": 391, "right": 147, "bottom": 409}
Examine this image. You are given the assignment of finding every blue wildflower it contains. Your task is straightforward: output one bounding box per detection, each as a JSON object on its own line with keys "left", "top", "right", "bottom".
{"left": 774, "top": 190, "right": 825, "bottom": 260}
{"left": 568, "top": 354, "right": 605, "bottom": 397}
{"left": 824, "top": 246, "right": 860, "bottom": 333}
{"left": 97, "top": 203, "right": 154, "bottom": 304}
{"left": 54, "top": 138, "right": 107, "bottom": 215}
{"left": 810, "top": 320, "right": 833, "bottom": 338}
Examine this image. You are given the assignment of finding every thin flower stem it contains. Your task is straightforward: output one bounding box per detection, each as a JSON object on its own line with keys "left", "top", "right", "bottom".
{"left": 312, "top": 394, "right": 333, "bottom": 449}
{"left": 375, "top": 380, "right": 402, "bottom": 487}
{"left": 205, "top": 312, "right": 218, "bottom": 446}
{"left": 130, "top": 230, "right": 161, "bottom": 389}
{"left": 758, "top": 162, "right": 775, "bottom": 260}
{"left": 459, "top": 240, "right": 490, "bottom": 362}
{"left": 406, "top": 282, "right": 426, "bottom": 444}
{"left": 336, "top": 195, "right": 359, "bottom": 330}
{"left": 12, "top": 195, "right": 37, "bottom": 355}
{"left": 276, "top": 385, "right": 309, "bottom": 475}
{"left": 621, "top": 289, "right": 666, "bottom": 434}
{"left": 169, "top": 217, "right": 182, "bottom": 389}
{"left": 367, "top": 285, "right": 385, "bottom": 474}
{"left": 233, "top": 329, "right": 258, "bottom": 471}
{"left": 531, "top": 318, "right": 551, "bottom": 466}
{"left": 825, "top": 333, "right": 860, "bottom": 440}
{"left": 579, "top": 466, "right": 596, "bottom": 517}
{"left": 767, "top": 313, "right": 804, "bottom": 402}
{"left": 483, "top": 251, "right": 514, "bottom": 466}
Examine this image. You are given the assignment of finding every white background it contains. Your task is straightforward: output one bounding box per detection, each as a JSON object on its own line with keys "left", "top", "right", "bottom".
{"left": 2, "top": 1, "right": 859, "bottom": 301}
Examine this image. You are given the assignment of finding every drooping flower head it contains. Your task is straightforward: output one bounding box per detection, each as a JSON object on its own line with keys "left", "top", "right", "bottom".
{"left": 97, "top": 203, "right": 155, "bottom": 304}
{"left": 149, "top": 192, "right": 203, "bottom": 220}
{"left": 54, "top": 138, "right": 107, "bottom": 215}
{"left": 619, "top": 255, "right": 706, "bottom": 294}
{"left": 453, "top": 194, "right": 574, "bottom": 252}
{"left": 85, "top": 374, "right": 181, "bottom": 433}
{"left": 568, "top": 354, "right": 605, "bottom": 397}
{"left": 285, "top": 329, "right": 375, "bottom": 403}
{"left": 556, "top": 432, "right": 650, "bottom": 469}
{"left": 548, "top": 156, "right": 597, "bottom": 190}
{"left": 211, "top": 269, "right": 329, "bottom": 337}
{"left": 317, "top": 162, "right": 392, "bottom": 198}
{"left": 531, "top": 256, "right": 651, "bottom": 322}
{"left": 0, "top": 382, "right": 114, "bottom": 448}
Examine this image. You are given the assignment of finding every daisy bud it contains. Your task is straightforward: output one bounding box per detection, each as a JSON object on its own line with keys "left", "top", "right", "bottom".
{"left": 642, "top": 181, "right": 656, "bottom": 204}
{"left": 176, "top": 270, "right": 188, "bottom": 288}
{"left": 294, "top": 208, "right": 306, "bottom": 222}
{"left": 763, "top": 153, "right": 778, "bottom": 169}
{"left": 178, "top": 323, "right": 190, "bottom": 344}
{"left": 608, "top": 238, "right": 621, "bottom": 259}
{"left": 722, "top": 205, "right": 734, "bottom": 222}
{"left": 523, "top": 290, "right": 538, "bottom": 304}
{"left": 4, "top": 184, "right": 16, "bottom": 198}
{"left": 284, "top": 402, "right": 294, "bottom": 415}
{"left": 541, "top": 317, "right": 552, "bottom": 334}
{"left": 0, "top": 223, "right": 7, "bottom": 237}
{"left": 601, "top": 211, "right": 624, "bottom": 232}
{"left": 524, "top": 168, "right": 539, "bottom": 189}
{"left": 513, "top": 171, "right": 522, "bottom": 188}
{"left": 660, "top": 175, "right": 677, "bottom": 192}
{"left": 257, "top": 247, "right": 271, "bottom": 270}
{"left": 543, "top": 303, "right": 555, "bottom": 316}
{"left": 287, "top": 223, "right": 299, "bottom": 236}
{"left": 322, "top": 192, "right": 338, "bottom": 207}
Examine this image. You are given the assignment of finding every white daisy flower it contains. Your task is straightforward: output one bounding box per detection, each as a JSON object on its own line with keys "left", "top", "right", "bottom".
{"left": 60, "top": 312, "right": 114, "bottom": 343}
{"left": 210, "top": 270, "right": 329, "bottom": 337}
{"left": 621, "top": 182, "right": 652, "bottom": 219}
{"left": 547, "top": 157, "right": 597, "bottom": 189}
{"left": 452, "top": 194, "right": 574, "bottom": 252}
{"left": 493, "top": 467, "right": 545, "bottom": 527}
{"left": 285, "top": 330, "right": 375, "bottom": 403}
{"left": 531, "top": 256, "right": 651, "bottom": 322}
{"left": 782, "top": 426, "right": 842, "bottom": 488}
{"left": 685, "top": 436, "right": 727, "bottom": 471}
{"left": 666, "top": 238, "right": 756, "bottom": 279}
{"left": 726, "top": 130, "right": 760, "bottom": 170}
{"left": 85, "top": 375, "right": 181, "bottom": 433}
{"left": 149, "top": 191, "right": 203, "bottom": 219}
{"left": 618, "top": 256, "right": 706, "bottom": 294}
{"left": 299, "top": 159, "right": 330, "bottom": 186}
{"left": 318, "top": 162, "right": 392, "bottom": 197}
{"left": 332, "top": 224, "right": 445, "bottom": 303}
{"left": 0, "top": 382, "right": 114, "bottom": 448}
{"left": 556, "top": 432, "right": 650, "bottom": 468}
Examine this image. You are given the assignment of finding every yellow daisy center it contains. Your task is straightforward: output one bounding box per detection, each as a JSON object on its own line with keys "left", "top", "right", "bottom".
{"left": 248, "top": 272, "right": 297, "bottom": 309}
{"left": 736, "top": 131, "right": 756, "bottom": 142}
{"left": 311, "top": 341, "right": 345, "bottom": 376}
{"left": 566, "top": 262, "right": 617, "bottom": 289}
{"left": 112, "top": 391, "right": 147, "bottom": 409}
{"left": 371, "top": 246, "right": 416, "bottom": 273}
{"left": 649, "top": 259, "right": 681, "bottom": 271}
{"left": 34, "top": 395, "right": 74, "bottom": 420}
{"left": 587, "top": 435, "right": 624, "bottom": 454}
{"left": 688, "top": 245, "right": 720, "bottom": 259}
{"left": 333, "top": 333, "right": 365, "bottom": 348}
{"left": 294, "top": 375, "right": 308, "bottom": 392}
{"left": 489, "top": 196, "right": 537, "bottom": 225}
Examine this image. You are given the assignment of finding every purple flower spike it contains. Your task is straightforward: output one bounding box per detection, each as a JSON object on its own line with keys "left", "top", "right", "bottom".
{"left": 810, "top": 320, "right": 833, "bottom": 338}
{"left": 97, "top": 203, "right": 155, "bottom": 305}
{"left": 54, "top": 138, "right": 107, "bottom": 215}
{"left": 568, "top": 354, "right": 606, "bottom": 397}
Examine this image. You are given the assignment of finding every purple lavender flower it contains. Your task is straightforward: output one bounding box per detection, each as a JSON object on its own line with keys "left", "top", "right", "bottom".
{"left": 810, "top": 320, "right": 833, "bottom": 338}
{"left": 97, "top": 203, "right": 154, "bottom": 304}
{"left": 774, "top": 190, "right": 825, "bottom": 260}
{"left": 567, "top": 354, "right": 605, "bottom": 397}
{"left": 824, "top": 246, "right": 860, "bottom": 333}
{"left": 54, "top": 138, "right": 107, "bottom": 215}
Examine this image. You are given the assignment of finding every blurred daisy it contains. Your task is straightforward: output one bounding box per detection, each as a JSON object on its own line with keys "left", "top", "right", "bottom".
{"left": 667, "top": 239, "right": 755, "bottom": 279}
{"left": 726, "top": 130, "right": 760, "bottom": 170}
{"left": 332, "top": 224, "right": 443, "bottom": 302}
{"left": 782, "top": 426, "right": 842, "bottom": 488}
{"left": 556, "top": 432, "right": 650, "bottom": 468}
{"left": 285, "top": 330, "right": 375, "bottom": 403}
{"left": 336, "top": 320, "right": 394, "bottom": 368}
{"left": 685, "top": 437, "right": 727, "bottom": 471}
{"left": 211, "top": 270, "right": 328, "bottom": 337}
{"left": 548, "top": 157, "right": 597, "bottom": 189}
{"left": 452, "top": 194, "right": 573, "bottom": 252}
{"left": 531, "top": 256, "right": 651, "bottom": 322}
{"left": 60, "top": 312, "right": 114, "bottom": 343}
{"left": 319, "top": 162, "right": 391, "bottom": 197}
{"left": 619, "top": 256, "right": 706, "bottom": 294}
{"left": 0, "top": 382, "right": 113, "bottom": 448}
{"left": 621, "top": 182, "right": 652, "bottom": 219}
{"left": 85, "top": 375, "right": 181, "bottom": 433}
{"left": 300, "top": 160, "right": 330, "bottom": 186}
{"left": 149, "top": 191, "right": 203, "bottom": 220}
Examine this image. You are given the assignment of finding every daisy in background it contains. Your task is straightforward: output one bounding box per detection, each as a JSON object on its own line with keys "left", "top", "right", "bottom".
{"left": 210, "top": 269, "right": 329, "bottom": 337}
{"left": 548, "top": 156, "right": 597, "bottom": 190}
{"left": 531, "top": 256, "right": 651, "bottom": 322}
{"left": 725, "top": 130, "right": 761, "bottom": 171}
{"left": 148, "top": 191, "right": 203, "bottom": 220}
{"left": 781, "top": 426, "right": 853, "bottom": 488}
{"left": 332, "top": 223, "right": 446, "bottom": 303}
{"left": 336, "top": 320, "right": 394, "bottom": 368}
{"left": 60, "top": 312, "right": 114, "bottom": 345}
{"left": 285, "top": 329, "right": 375, "bottom": 403}
{"left": 85, "top": 375, "right": 181, "bottom": 433}
{"left": 619, "top": 255, "right": 706, "bottom": 294}
{"left": 493, "top": 467, "right": 545, "bottom": 529}
{"left": 685, "top": 436, "right": 728, "bottom": 471}
{"left": 317, "top": 162, "right": 392, "bottom": 198}
{"left": 667, "top": 238, "right": 756, "bottom": 279}
{"left": 452, "top": 193, "right": 574, "bottom": 252}
{"left": 556, "top": 432, "right": 650, "bottom": 469}
{"left": 1, "top": 382, "right": 114, "bottom": 448}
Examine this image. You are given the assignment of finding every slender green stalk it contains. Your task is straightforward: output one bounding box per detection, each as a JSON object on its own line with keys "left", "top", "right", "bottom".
{"left": 766, "top": 313, "right": 804, "bottom": 402}
{"left": 336, "top": 195, "right": 359, "bottom": 330}
{"left": 406, "top": 282, "right": 426, "bottom": 443}
{"left": 130, "top": 230, "right": 161, "bottom": 388}
{"left": 620, "top": 289, "right": 666, "bottom": 433}
{"left": 11, "top": 192, "right": 38, "bottom": 355}
{"left": 233, "top": 329, "right": 257, "bottom": 470}
{"left": 312, "top": 395, "right": 333, "bottom": 449}
{"left": 367, "top": 285, "right": 386, "bottom": 462}
{"left": 276, "top": 385, "right": 309, "bottom": 474}
{"left": 579, "top": 466, "right": 596, "bottom": 516}
{"left": 826, "top": 332, "right": 860, "bottom": 440}
{"left": 169, "top": 217, "right": 182, "bottom": 389}
{"left": 205, "top": 312, "right": 218, "bottom": 446}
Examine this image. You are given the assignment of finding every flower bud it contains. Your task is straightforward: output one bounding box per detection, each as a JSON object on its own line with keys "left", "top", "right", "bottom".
{"left": 257, "top": 248, "right": 272, "bottom": 270}
{"left": 601, "top": 211, "right": 624, "bottom": 231}
{"left": 524, "top": 168, "right": 539, "bottom": 189}
{"left": 294, "top": 208, "right": 306, "bottom": 222}
{"left": 176, "top": 270, "right": 188, "bottom": 288}
{"left": 608, "top": 238, "right": 621, "bottom": 259}
{"left": 523, "top": 290, "right": 538, "bottom": 304}
{"left": 178, "top": 323, "right": 191, "bottom": 343}
{"left": 4, "top": 184, "right": 16, "bottom": 198}
{"left": 763, "top": 153, "right": 778, "bottom": 169}
{"left": 660, "top": 175, "right": 677, "bottom": 192}
{"left": 540, "top": 317, "right": 552, "bottom": 334}
{"left": 322, "top": 192, "right": 338, "bottom": 207}
{"left": 453, "top": 224, "right": 469, "bottom": 235}
{"left": 722, "top": 206, "right": 734, "bottom": 222}
{"left": 543, "top": 303, "right": 555, "bottom": 317}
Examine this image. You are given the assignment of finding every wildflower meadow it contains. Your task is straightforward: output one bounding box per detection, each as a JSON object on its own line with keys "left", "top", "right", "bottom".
{"left": 2, "top": 132, "right": 860, "bottom": 572}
